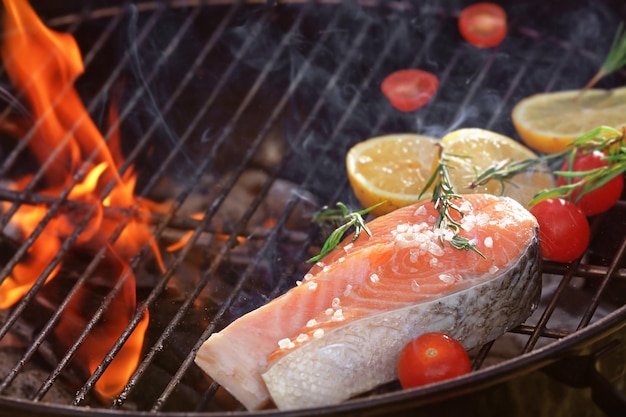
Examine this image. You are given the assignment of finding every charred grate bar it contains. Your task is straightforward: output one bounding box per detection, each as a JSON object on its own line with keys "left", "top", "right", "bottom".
{"left": 0, "top": 0, "right": 624, "bottom": 416}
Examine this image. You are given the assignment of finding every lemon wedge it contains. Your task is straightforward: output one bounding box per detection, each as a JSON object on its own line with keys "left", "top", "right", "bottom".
{"left": 442, "top": 128, "right": 555, "bottom": 207}
{"left": 512, "top": 86, "right": 626, "bottom": 154}
{"left": 346, "top": 134, "right": 439, "bottom": 216}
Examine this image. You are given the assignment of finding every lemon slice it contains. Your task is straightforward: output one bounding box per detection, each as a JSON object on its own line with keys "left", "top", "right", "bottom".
{"left": 441, "top": 128, "right": 555, "bottom": 207}
{"left": 346, "top": 134, "right": 439, "bottom": 216}
{"left": 512, "top": 86, "right": 626, "bottom": 154}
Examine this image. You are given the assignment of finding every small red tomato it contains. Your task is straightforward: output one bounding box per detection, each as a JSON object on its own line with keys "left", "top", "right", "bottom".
{"left": 556, "top": 150, "right": 624, "bottom": 216}
{"left": 458, "top": 2, "right": 507, "bottom": 48}
{"left": 397, "top": 332, "right": 471, "bottom": 389}
{"left": 529, "top": 198, "right": 590, "bottom": 262}
{"left": 381, "top": 69, "right": 439, "bottom": 112}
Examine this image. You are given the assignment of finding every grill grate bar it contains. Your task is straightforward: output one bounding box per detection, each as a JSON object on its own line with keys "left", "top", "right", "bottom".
{"left": 543, "top": 262, "right": 626, "bottom": 281}
{"left": 541, "top": 42, "right": 575, "bottom": 93}
{"left": 324, "top": 14, "right": 405, "bottom": 144}
{"left": 484, "top": 43, "right": 541, "bottom": 130}
{"left": 523, "top": 258, "right": 582, "bottom": 353}
{"left": 577, "top": 233, "right": 626, "bottom": 330}
{"left": 416, "top": 46, "right": 463, "bottom": 134}
{"left": 30, "top": 251, "right": 126, "bottom": 401}
{"left": 99, "top": 4, "right": 205, "bottom": 173}
{"left": 446, "top": 48, "right": 499, "bottom": 132}
{"left": 514, "top": 325, "right": 570, "bottom": 340}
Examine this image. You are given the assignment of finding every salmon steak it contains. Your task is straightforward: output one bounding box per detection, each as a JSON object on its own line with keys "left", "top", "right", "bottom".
{"left": 194, "top": 193, "right": 541, "bottom": 410}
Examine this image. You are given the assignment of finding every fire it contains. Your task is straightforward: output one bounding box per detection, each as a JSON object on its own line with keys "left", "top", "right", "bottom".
{"left": 0, "top": 0, "right": 162, "bottom": 401}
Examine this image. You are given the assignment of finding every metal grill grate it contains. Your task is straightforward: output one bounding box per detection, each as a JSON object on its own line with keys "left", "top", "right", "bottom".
{"left": 0, "top": 1, "right": 625, "bottom": 415}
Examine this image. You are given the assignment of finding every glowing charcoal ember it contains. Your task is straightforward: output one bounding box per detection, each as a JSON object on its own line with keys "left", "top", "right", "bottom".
{"left": 194, "top": 194, "right": 541, "bottom": 410}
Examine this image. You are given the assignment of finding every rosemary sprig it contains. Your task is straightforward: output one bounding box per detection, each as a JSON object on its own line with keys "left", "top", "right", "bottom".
{"left": 582, "top": 22, "right": 626, "bottom": 91}
{"left": 308, "top": 142, "right": 489, "bottom": 262}
{"left": 468, "top": 126, "right": 626, "bottom": 207}
{"left": 420, "top": 144, "right": 485, "bottom": 257}
{"left": 307, "top": 201, "right": 383, "bottom": 263}
{"left": 470, "top": 126, "right": 623, "bottom": 191}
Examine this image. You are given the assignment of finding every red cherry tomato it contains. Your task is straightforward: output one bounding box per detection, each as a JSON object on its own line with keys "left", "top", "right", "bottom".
{"left": 458, "top": 3, "right": 507, "bottom": 48}
{"left": 381, "top": 69, "right": 439, "bottom": 112}
{"left": 397, "top": 332, "right": 471, "bottom": 389}
{"left": 529, "top": 198, "right": 590, "bottom": 262}
{"left": 556, "top": 150, "right": 624, "bottom": 216}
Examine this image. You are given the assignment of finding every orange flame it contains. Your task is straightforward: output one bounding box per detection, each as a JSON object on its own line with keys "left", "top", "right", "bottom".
{"left": 165, "top": 213, "right": 204, "bottom": 252}
{"left": 53, "top": 250, "right": 149, "bottom": 400}
{"left": 0, "top": 0, "right": 161, "bottom": 400}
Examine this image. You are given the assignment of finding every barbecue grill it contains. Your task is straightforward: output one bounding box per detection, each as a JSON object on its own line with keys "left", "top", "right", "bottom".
{"left": 0, "top": 0, "right": 625, "bottom": 416}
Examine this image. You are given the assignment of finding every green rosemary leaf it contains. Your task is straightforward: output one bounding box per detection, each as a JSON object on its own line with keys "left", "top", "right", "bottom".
{"left": 528, "top": 186, "right": 574, "bottom": 207}
{"left": 569, "top": 126, "right": 623, "bottom": 148}
{"left": 307, "top": 201, "right": 384, "bottom": 263}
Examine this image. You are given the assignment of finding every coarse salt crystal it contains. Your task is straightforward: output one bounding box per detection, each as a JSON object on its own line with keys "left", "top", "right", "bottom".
{"left": 439, "top": 273, "right": 455, "bottom": 284}
{"left": 306, "top": 319, "right": 317, "bottom": 327}
{"left": 323, "top": 265, "right": 330, "bottom": 272}
{"left": 308, "top": 281, "right": 318, "bottom": 291}
{"left": 428, "top": 242, "right": 444, "bottom": 257}
{"left": 331, "top": 309, "right": 344, "bottom": 322}
{"left": 344, "top": 284, "right": 353, "bottom": 296}
{"left": 411, "top": 280, "right": 420, "bottom": 292}
{"left": 316, "top": 261, "right": 325, "bottom": 268}
{"left": 484, "top": 236, "right": 493, "bottom": 248}
{"left": 325, "top": 308, "right": 334, "bottom": 315}
{"left": 396, "top": 223, "right": 409, "bottom": 233}
{"left": 331, "top": 297, "right": 341, "bottom": 308}
{"left": 296, "top": 333, "right": 309, "bottom": 343}
{"left": 295, "top": 280, "right": 302, "bottom": 286}
{"left": 460, "top": 201, "right": 472, "bottom": 213}
{"left": 370, "top": 273, "right": 380, "bottom": 283}
{"left": 489, "top": 265, "right": 500, "bottom": 274}
{"left": 313, "top": 329, "right": 324, "bottom": 339}
{"left": 414, "top": 205, "right": 427, "bottom": 216}
{"left": 303, "top": 273, "right": 313, "bottom": 281}
{"left": 343, "top": 243, "right": 354, "bottom": 252}
{"left": 476, "top": 213, "right": 490, "bottom": 225}
{"left": 429, "top": 257, "right": 438, "bottom": 267}
{"left": 338, "top": 256, "right": 346, "bottom": 263}
{"left": 278, "top": 338, "right": 295, "bottom": 349}
{"left": 462, "top": 214, "right": 476, "bottom": 231}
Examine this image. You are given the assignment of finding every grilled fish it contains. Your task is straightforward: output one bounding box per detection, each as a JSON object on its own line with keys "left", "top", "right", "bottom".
{"left": 194, "top": 194, "right": 541, "bottom": 410}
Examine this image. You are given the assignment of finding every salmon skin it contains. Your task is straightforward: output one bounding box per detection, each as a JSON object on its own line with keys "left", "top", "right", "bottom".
{"left": 194, "top": 194, "right": 541, "bottom": 410}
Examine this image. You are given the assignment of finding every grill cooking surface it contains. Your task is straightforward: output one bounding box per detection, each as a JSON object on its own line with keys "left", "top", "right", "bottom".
{"left": 0, "top": 0, "right": 625, "bottom": 415}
